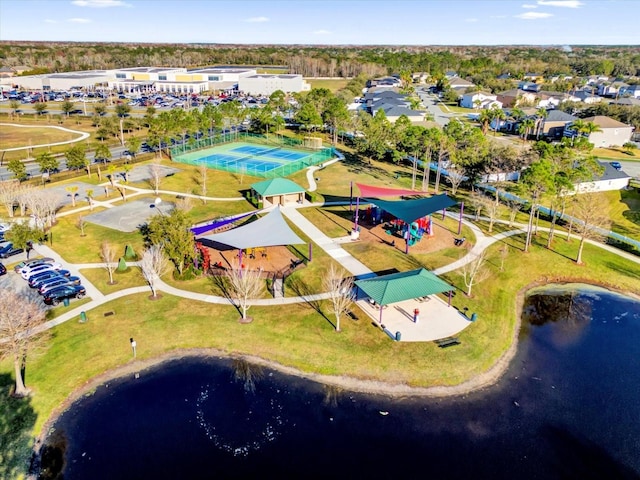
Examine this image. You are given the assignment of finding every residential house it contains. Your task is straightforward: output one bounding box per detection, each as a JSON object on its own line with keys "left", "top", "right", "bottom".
{"left": 448, "top": 76, "right": 475, "bottom": 93}
{"left": 573, "top": 161, "right": 631, "bottom": 193}
{"left": 496, "top": 89, "right": 537, "bottom": 108}
{"left": 460, "top": 91, "right": 502, "bottom": 109}
{"left": 619, "top": 84, "right": 640, "bottom": 99}
{"left": 518, "top": 81, "right": 542, "bottom": 92}
{"left": 539, "top": 110, "right": 577, "bottom": 139}
{"left": 586, "top": 75, "right": 609, "bottom": 85}
{"left": 381, "top": 106, "right": 426, "bottom": 123}
{"left": 598, "top": 81, "right": 629, "bottom": 98}
{"left": 610, "top": 97, "right": 640, "bottom": 107}
{"left": 367, "top": 76, "right": 402, "bottom": 89}
{"left": 497, "top": 72, "right": 511, "bottom": 80}
{"left": 444, "top": 71, "right": 458, "bottom": 80}
{"left": 573, "top": 90, "right": 603, "bottom": 104}
{"left": 536, "top": 90, "right": 579, "bottom": 108}
{"left": 11, "top": 65, "right": 30, "bottom": 75}
{"left": 565, "top": 115, "right": 634, "bottom": 147}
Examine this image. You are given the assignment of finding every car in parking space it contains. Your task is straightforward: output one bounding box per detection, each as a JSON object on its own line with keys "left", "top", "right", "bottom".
{"left": 29, "top": 270, "right": 65, "bottom": 288}
{"left": 39, "top": 277, "right": 74, "bottom": 295}
{"left": 43, "top": 284, "right": 86, "bottom": 306}
{"left": 23, "top": 265, "right": 60, "bottom": 282}
{"left": 13, "top": 257, "right": 55, "bottom": 273}
{"left": 0, "top": 243, "right": 24, "bottom": 258}
{"left": 0, "top": 262, "right": 6, "bottom": 276}
{"left": 610, "top": 161, "right": 622, "bottom": 171}
{"left": 20, "top": 261, "right": 62, "bottom": 279}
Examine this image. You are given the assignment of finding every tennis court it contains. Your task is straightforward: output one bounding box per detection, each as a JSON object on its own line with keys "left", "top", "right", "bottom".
{"left": 173, "top": 138, "right": 335, "bottom": 178}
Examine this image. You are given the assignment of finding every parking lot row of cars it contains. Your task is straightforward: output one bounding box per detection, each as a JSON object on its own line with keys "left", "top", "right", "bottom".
{"left": 13, "top": 257, "right": 87, "bottom": 306}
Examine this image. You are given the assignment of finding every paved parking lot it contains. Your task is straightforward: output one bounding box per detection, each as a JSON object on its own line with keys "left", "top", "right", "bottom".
{"left": 42, "top": 181, "right": 98, "bottom": 208}
{"left": 83, "top": 197, "right": 175, "bottom": 232}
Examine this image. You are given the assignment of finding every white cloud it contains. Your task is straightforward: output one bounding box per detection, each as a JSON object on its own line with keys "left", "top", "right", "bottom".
{"left": 72, "top": 0, "right": 131, "bottom": 7}
{"left": 537, "top": 0, "right": 583, "bottom": 7}
{"left": 44, "top": 19, "right": 58, "bottom": 23}
{"left": 68, "top": 17, "right": 92, "bottom": 23}
{"left": 245, "top": 16, "right": 269, "bottom": 23}
{"left": 465, "top": 18, "right": 478, "bottom": 23}
{"left": 522, "top": 4, "right": 538, "bottom": 8}
{"left": 515, "top": 11, "right": 554, "bottom": 19}
{"left": 313, "top": 29, "right": 332, "bottom": 35}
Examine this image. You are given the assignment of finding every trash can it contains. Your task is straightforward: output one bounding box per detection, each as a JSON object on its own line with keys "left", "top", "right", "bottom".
{"left": 395, "top": 331, "right": 402, "bottom": 341}
{"left": 63, "top": 297, "right": 70, "bottom": 307}
{"left": 470, "top": 313, "right": 478, "bottom": 322}
{"left": 79, "top": 311, "right": 87, "bottom": 323}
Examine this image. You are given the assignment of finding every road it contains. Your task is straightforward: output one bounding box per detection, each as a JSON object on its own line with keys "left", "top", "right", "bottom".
{"left": 616, "top": 160, "right": 640, "bottom": 179}
{"left": 416, "top": 87, "right": 451, "bottom": 127}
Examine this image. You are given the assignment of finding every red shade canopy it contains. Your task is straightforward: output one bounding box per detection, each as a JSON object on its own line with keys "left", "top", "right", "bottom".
{"left": 356, "top": 183, "right": 424, "bottom": 198}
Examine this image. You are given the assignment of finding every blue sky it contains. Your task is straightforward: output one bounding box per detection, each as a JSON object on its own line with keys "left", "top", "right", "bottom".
{"left": 0, "top": 0, "right": 638, "bottom": 45}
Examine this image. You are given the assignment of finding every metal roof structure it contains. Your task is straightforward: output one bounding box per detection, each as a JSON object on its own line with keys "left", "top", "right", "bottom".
{"left": 355, "top": 268, "right": 454, "bottom": 306}
{"left": 252, "top": 178, "right": 306, "bottom": 197}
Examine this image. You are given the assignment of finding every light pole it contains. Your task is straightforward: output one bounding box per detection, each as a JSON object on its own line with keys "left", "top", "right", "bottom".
{"left": 130, "top": 337, "right": 137, "bottom": 358}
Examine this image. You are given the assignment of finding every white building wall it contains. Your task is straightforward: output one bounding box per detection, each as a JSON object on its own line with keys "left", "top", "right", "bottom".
{"left": 588, "top": 128, "right": 633, "bottom": 147}
{"left": 575, "top": 177, "right": 630, "bottom": 193}
{"left": 238, "top": 75, "right": 308, "bottom": 96}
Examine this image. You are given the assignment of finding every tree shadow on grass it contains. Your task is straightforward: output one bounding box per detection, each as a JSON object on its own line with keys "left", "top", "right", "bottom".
{"left": 285, "top": 276, "right": 335, "bottom": 329}
{"left": 0, "top": 373, "right": 38, "bottom": 480}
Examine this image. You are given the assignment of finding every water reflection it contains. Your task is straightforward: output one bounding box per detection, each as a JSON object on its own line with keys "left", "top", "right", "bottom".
{"left": 38, "top": 286, "right": 640, "bottom": 479}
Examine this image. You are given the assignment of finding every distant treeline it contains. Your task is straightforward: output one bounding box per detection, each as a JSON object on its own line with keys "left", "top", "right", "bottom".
{"left": 1, "top": 42, "right": 639, "bottom": 79}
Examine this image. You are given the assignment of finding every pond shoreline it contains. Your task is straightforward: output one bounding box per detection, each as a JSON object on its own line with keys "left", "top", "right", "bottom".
{"left": 30, "top": 280, "right": 640, "bottom": 478}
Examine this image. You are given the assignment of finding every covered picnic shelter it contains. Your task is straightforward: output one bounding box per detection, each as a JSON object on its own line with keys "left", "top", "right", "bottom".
{"left": 355, "top": 268, "right": 467, "bottom": 342}
{"left": 251, "top": 178, "right": 306, "bottom": 207}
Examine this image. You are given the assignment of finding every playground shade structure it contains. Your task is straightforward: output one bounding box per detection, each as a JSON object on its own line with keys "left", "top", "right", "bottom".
{"left": 355, "top": 268, "right": 454, "bottom": 306}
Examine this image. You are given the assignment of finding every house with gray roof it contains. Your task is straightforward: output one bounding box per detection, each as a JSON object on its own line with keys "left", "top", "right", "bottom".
{"left": 565, "top": 115, "right": 634, "bottom": 147}
{"left": 540, "top": 110, "right": 577, "bottom": 139}
{"left": 620, "top": 84, "right": 640, "bottom": 99}
{"left": 574, "top": 161, "right": 631, "bottom": 193}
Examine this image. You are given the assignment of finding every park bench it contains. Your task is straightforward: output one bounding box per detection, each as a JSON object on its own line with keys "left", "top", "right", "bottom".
{"left": 435, "top": 337, "right": 460, "bottom": 348}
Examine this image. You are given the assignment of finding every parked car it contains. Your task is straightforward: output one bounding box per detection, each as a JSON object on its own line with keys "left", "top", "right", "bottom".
{"left": 29, "top": 270, "right": 65, "bottom": 288}
{"left": 610, "top": 161, "right": 622, "bottom": 171}
{"left": 21, "top": 262, "right": 62, "bottom": 279}
{"left": 43, "top": 284, "right": 86, "bottom": 306}
{"left": 39, "top": 278, "right": 75, "bottom": 296}
{"left": 0, "top": 262, "right": 6, "bottom": 276}
{"left": 0, "top": 243, "right": 24, "bottom": 258}
{"left": 13, "top": 257, "right": 55, "bottom": 273}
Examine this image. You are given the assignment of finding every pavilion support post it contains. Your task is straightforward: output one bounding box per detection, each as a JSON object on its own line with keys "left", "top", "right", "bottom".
{"left": 442, "top": 208, "right": 446, "bottom": 220}
{"left": 350, "top": 181, "right": 353, "bottom": 212}
{"left": 308, "top": 243, "right": 312, "bottom": 262}
{"left": 448, "top": 290, "right": 452, "bottom": 307}
{"left": 458, "top": 202, "right": 464, "bottom": 235}
{"left": 379, "top": 306, "right": 383, "bottom": 324}
{"left": 354, "top": 197, "right": 360, "bottom": 231}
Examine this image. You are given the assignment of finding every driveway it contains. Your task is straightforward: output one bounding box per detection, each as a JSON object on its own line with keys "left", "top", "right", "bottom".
{"left": 614, "top": 160, "right": 640, "bottom": 179}
{"left": 416, "top": 88, "right": 451, "bottom": 127}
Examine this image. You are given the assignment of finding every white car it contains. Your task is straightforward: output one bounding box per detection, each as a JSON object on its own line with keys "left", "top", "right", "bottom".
{"left": 21, "top": 262, "right": 62, "bottom": 280}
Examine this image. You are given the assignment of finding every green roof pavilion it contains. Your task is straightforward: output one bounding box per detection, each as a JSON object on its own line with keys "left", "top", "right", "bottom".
{"left": 251, "top": 178, "right": 306, "bottom": 206}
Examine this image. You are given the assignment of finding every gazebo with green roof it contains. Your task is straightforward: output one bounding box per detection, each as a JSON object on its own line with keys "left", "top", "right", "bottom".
{"left": 355, "top": 268, "right": 455, "bottom": 324}
{"left": 251, "top": 178, "right": 306, "bottom": 206}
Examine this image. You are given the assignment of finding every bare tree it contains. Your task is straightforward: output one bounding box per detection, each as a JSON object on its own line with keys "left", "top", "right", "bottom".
{"left": 226, "top": 265, "right": 264, "bottom": 322}
{"left": 478, "top": 193, "right": 502, "bottom": 233}
{"left": 198, "top": 162, "right": 208, "bottom": 199}
{"left": 140, "top": 244, "right": 169, "bottom": 299}
{"left": 499, "top": 244, "right": 509, "bottom": 272}
{"left": 149, "top": 160, "right": 165, "bottom": 194}
{"left": 445, "top": 163, "right": 465, "bottom": 195}
{"left": 0, "top": 289, "right": 47, "bottom": 397}
{"left": 322, "top": 264, "right": 355, "bottom": 332}
{"left": 76, "top": 216, "right": 87, "bottom": 237}
{"left": 100, "top": 241, "right": 118, "bottom": 284}
{"left": 572, "top": 193, "right": 611, "bottom": 265}
{"left": 175, "top": 195, "right": 192, "bottom": 212}
{"left": 505, "top": 198, "right": 522, "bottom": 227}
{"left": 0, "top": 179, "right": 20, "bottom": 217}
{"left": 460, "top": 249, "right": 491, "bottom": 297}
{"left": 86, "top": 189, "right": 94, "bottom": 211}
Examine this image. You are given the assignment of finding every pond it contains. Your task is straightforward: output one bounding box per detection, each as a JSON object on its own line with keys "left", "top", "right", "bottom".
{"left": 38, "top": 285, "right": 640, "bottom": 479}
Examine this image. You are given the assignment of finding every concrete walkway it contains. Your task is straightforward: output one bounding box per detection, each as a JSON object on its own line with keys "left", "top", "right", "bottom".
{"left": 10, "top": 170, "right": 640, "bottom": 343}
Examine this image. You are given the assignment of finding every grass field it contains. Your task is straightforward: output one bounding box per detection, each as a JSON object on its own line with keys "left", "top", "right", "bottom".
{"left": 305, "top": 78, "right": 350, "bottom": 92}
{"left": 0, "top": 124, "right": 86, "bottom": 149}
{"left": 593, "top": 147, "right": 640, "bottom": 161}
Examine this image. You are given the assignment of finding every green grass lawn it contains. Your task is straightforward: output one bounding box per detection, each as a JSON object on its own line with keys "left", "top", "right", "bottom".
{"left": 593, "top": 147, "right": 640, "bottom": 161}
{"left": 80, "top": 267, "right": 147, "bottom": 295}
{"left": 305, "top": 78, "right": 350, "bottom": 92}
{"left": 1, "top": 211, "right": 639, "bottom": 478}
{"left": 0, "top": 125, "right": 85, "bottom": 149}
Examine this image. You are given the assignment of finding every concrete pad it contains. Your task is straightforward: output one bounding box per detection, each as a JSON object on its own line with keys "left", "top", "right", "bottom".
{"left": 83, "top": 197, "right": 174, "bottom": 232}
{"left": 125, "top": 164, "right": 180, "bottom": 183}
{"left": 41, "top": 181, "right": 98, "bottom": 208}
{"left": 357, "top": 295, "right": 473, "bottom": 342}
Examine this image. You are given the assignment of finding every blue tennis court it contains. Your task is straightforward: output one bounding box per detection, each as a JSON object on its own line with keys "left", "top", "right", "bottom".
{"left": 173, "top": 139, "right": 336, "bottom": 178}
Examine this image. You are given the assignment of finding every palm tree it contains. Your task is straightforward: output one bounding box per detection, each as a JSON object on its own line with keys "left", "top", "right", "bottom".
{"left": 478, "top": 109, "right": 492, "bottom": 135}
{"left": 489, "top": 107, "right": 506, "bottom": 136}
{"left": 518, "top": 118, "right": 536, "bottom": 144}
{"left": 535, "top": 107, "right": 548, "bottom": 139}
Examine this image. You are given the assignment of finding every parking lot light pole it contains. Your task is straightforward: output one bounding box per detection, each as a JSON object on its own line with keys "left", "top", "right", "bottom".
{"left": 130, "top": 337, "right": 137, "bottom": 358}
